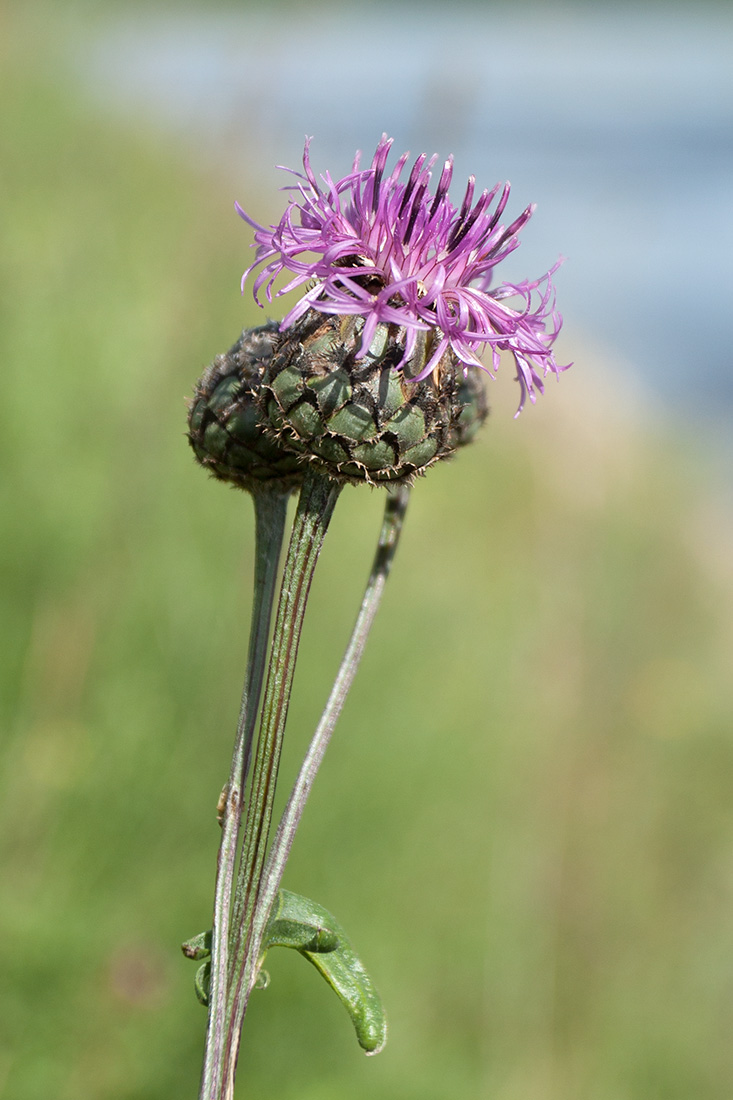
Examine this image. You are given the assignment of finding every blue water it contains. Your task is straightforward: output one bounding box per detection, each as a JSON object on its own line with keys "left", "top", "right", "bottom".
{"left": 80, "top": 3, "right": 733, "bottom": 428}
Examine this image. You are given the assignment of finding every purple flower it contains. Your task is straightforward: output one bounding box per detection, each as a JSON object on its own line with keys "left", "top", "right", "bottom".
{"left": 236, "top": 135, "right": 567, "bottom": 414}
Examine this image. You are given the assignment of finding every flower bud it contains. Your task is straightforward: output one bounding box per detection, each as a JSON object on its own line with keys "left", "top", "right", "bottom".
{"left": 188, "top": 323, "right": 303, "bottom": 492}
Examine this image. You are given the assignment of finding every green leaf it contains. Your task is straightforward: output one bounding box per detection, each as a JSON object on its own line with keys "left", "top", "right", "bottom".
{"left": 181, "top": 930, "right": 212, "bottom": 1007}
{"left": 181, "top": 929, "right": 212, "bottom": 961}
{"left": 194, "top": 961, "right": 211, "bottom": 1007}
{"left": 264, "top": 889, "right": 387, "bottom": 1055}
{"left": 265, "top": 888, "right": 340, "bottom": 954}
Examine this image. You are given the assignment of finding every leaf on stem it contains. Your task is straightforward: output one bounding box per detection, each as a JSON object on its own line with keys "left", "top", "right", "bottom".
{"left": 263, "top": 889, "right": 387, "bottom": 1055}
{"left": 264, "top": 887, "right": 339, "bottom": 953}
{"left": 195, "top": 961, "right": 212, "bottom": 1007}
{"left": 182, "top": 931, "right": 214, "bottom": 1006}
{"left": 181, "top": 930, "right": 212, "bottom": 961}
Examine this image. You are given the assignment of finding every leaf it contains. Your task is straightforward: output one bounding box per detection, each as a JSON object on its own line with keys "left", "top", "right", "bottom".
{"left": 264, "top": 889, "right": 387, "bottom": 1055}
{"left": 182, "top": 930, "right": 212, "bottom": 1007}
{"left": 265, "top": 888, "right": 340, "bottom": 954}
{"left": 194, "top": 960, "right": 211, "bottom": 1007}
{"left": 181, "top": 929, "right": 212, "bottom": 961}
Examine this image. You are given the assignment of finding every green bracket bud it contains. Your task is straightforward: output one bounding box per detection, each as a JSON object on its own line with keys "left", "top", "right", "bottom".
{"left": 187, "top": 323, "right": 303, "bottom": 493}
{"left": 262, "top": 310, "right": 487, "bottom": 486}
{"left": 263, "top": 889, "right": 387, "bottom": 1055}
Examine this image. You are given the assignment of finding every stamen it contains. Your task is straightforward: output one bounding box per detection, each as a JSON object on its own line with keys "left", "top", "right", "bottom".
{"left": 429, "top": 157, "right": 454, "bottom": 219}
{"left": 399, "top": 154, "right": 427, "bottom": 216}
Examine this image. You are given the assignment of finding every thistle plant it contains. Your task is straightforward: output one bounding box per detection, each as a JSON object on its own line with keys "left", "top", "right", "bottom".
{"left": 184, "top": 135, "right": 566, "bottom": 1100}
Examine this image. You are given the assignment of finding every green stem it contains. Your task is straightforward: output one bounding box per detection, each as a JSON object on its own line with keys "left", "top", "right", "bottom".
{"left": 223, "top": 467, "right": 342, "bottom": 1096}
{"left": 198, "top": 489, "right": 290, "bottom": 1100}
{"left": 259, "top": 485, "right": 410, "bottom": 923}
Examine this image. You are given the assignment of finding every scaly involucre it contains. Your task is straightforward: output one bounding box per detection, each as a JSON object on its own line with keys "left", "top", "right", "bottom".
{"left": 237, "top": 135, "right": 567, "bottom": 413}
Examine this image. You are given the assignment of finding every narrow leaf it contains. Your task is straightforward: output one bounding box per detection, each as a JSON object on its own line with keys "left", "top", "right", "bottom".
{"left": 264, "top": 889, "right": 387, "bottom": 1055}
{"left": 301, "top": 932, "right": 387, "bottom": 1055}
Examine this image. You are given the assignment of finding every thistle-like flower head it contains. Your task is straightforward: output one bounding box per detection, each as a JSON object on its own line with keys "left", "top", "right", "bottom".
{"left": 237, "top": 135, "right": 567, "bottom": 414}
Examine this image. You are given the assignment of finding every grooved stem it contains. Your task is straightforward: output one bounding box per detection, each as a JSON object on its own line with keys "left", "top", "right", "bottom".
{"left": 198, "top": 489, "right": 289, "bottom": 1100}
{"left": 222, "top": 468, "right": 342, "bottom": 1096}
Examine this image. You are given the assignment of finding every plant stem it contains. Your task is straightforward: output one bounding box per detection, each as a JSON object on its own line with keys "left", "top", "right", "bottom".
{"left": 198, "top": 489, "right": 290, "bottom": 1100}
{"left": 222, "top": 467, "right": 342, "bottom": 1097}
{"left": 259, "top": 484, "right": 410, "bottom": 922}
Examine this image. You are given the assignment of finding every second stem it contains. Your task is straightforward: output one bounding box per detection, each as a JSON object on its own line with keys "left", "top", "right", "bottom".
{"left": 223, "top": 467, "right": 342, "bottom": 1093}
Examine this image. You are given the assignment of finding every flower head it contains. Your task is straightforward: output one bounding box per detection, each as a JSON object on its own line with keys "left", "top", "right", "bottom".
{"left": 237, "top": 135, "right": 567, "bottom": 414}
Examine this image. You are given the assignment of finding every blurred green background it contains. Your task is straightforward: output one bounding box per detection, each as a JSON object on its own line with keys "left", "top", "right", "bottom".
{"left": 3, "top": 3, "right": 733, "bottom": 1099}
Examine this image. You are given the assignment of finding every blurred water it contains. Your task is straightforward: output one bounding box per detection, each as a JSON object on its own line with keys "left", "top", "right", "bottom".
{"left": 81, "top": 2, "right": 733, "bottom": 429}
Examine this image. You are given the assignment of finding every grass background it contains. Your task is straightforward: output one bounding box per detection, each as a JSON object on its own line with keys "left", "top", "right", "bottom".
{"left": 2, "top": 4, "right": 733, "bottom": 1098}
